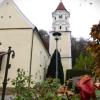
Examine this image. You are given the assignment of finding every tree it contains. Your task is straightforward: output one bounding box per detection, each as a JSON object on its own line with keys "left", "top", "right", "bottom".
{"left": 39, "top": 29, "right": 49, "bottom": 44}
{"left": 86, "top": 22, "right": 100, "bottom": 77}
{"left": 39, "top": 29, "right": 49, "bottom": 51}
{"left": 71, "top": 37, "right": 78, "bottom": 67}
{"left": 46, "top": 49, "right": 64, "bottom": 84}
{"left": 71, "top": 37, "right": 88, "bottom": 67}
{"left": 74, "top": 52, "right": 94, "bottom": 70}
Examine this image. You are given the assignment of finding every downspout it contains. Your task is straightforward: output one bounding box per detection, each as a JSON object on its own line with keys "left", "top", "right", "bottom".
{"left": 28, "top": 28, "right": 35, "bottom": 87}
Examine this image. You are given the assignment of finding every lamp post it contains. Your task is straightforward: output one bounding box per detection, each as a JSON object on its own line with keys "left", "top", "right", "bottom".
{"left": 53, "top": 32, "right": 61, "bottom": 80}
{"left": 1, "top": 47, "right": 15, "bottom": 100}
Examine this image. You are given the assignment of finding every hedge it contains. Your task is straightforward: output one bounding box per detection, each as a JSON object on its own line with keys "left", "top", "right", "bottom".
{"left": 66, "top": 69, "right": 92, "bottom": 80}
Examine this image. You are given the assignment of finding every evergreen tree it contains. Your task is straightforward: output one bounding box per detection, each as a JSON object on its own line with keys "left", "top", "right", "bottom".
{"left": 46, "top": 49, "right": 64, "bottom": 84}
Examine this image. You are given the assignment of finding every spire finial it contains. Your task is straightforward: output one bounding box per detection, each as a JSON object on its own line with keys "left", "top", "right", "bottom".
{"left": 60, "top": 0, "right": 62, "bottom": 2}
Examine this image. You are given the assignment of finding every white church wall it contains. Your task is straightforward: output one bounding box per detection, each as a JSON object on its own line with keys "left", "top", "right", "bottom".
{"left": 31, "top": 30, "right": 49, "bottom": 83}
{"left": 0, "top": 29, "right": 34, "bottom": 87}
{"left": 0, "top": 29, "right": 50, "bottom": 87}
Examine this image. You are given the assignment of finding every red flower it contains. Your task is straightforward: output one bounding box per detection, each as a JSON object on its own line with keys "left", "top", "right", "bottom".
{"left": 76, "top": 75, "right": 96, "bottom": 100}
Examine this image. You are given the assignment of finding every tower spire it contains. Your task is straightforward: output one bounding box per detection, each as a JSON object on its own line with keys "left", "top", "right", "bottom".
{"left": 60, "top": 0, "right": 62, "bottom": 2}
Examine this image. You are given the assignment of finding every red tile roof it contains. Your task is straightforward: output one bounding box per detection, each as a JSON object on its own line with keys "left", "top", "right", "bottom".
{"left": 56, "top": 2, "right": 66, "bottom": 10}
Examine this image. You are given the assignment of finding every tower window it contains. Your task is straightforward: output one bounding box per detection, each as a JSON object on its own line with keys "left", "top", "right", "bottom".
{"left": 59, "top": 26, "right": 62, "bottom": 29}
{"left": 66, "top": 27, "right": 67, "bottom": 31}
{"left": 59, "top": 15, "right": 62, "bottom": 18}
{"left": 55, "top": 17, "right": 56, "bottom": 20}
{"left": 65, "top": 16, "right": 67, "bottom": 19}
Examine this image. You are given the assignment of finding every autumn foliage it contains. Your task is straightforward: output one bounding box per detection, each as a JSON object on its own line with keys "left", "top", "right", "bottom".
{"left": 86, "top": 22, "right": 100, "bottom": 76}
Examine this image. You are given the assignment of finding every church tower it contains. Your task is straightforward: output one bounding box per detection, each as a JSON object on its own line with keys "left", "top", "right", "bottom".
{"left": 49, "top": 1, "right": 72, "bottom": 79}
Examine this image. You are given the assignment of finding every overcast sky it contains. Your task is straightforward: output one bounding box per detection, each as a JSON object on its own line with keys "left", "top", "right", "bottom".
{"left": 14, "top": 0, "right": 100, "bottom": 39}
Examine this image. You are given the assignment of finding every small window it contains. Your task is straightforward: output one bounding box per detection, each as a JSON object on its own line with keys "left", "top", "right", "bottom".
{"left": 59, "top": 26, "right": 62, "bottom": 29}
{"left": 59, "top": 15, "right": 62, "bottom": 18}
{"left": 1, "top": 16, "right": 3, "bottom": 19}
{"left": 9, "top": 16, "right": 11, "bottom": 18}
{"left": 55, "top": 17, "right": 56, "bottom": 20}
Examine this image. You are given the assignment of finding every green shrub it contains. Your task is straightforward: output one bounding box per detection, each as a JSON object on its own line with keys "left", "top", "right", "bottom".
{"left": 12, "top": 69, "right": 71, "bottom": 100}
{"left": 12, "top": 69, "right": 34, "bottom": 100}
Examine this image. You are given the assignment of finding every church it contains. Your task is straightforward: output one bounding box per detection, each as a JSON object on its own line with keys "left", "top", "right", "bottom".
{"left": 0, "top": 0, "right": 72, "bottom": 88}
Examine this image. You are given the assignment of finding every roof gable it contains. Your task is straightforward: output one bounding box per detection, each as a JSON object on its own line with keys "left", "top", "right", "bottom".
{"left": 0, "top": 0, "right": 35, "bottom": 29}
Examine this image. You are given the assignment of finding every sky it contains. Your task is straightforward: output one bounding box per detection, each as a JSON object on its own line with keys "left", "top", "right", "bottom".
{"left": 14, "top": 0, "right": 100, "bottom": 39}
